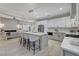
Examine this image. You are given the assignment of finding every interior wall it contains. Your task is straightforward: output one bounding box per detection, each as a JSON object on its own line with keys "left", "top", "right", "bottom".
{"left": 33, "top": 16, "right": 71, "bottom": 33}
{"left": 30, "top": 20, "right": 47, "bottom": 33}
{"left": 0, "top": 17, "right": 18, "bottom": 30}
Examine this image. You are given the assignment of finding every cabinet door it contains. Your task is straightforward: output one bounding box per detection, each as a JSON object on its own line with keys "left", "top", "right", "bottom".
{"left": 65, "top": 17, "right": 71, "bottom": 27}
{"left": 63, "top": 50, "right": 78, "bottom": 56}
{"left": 76, "top": 4, "right": 79, "bottom": 26}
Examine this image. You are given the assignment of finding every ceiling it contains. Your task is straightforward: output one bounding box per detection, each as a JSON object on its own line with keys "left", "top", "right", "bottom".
{"left": 0, "top": 3, "right": 71, "bottom": 22}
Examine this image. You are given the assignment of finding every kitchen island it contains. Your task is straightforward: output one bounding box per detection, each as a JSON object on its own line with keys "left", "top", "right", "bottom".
{"left": 22, "top": 32, "right": 48, "bottom": 49}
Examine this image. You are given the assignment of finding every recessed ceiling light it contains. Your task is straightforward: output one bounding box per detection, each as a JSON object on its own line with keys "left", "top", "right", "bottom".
{"left": 59, "top": 8, "right": 63, "bottom": 11}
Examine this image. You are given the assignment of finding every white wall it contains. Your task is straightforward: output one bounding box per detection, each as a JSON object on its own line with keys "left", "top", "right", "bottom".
{"left": 32, "top": 16, "right": 71, "bottom": 33}
{"left": 34, "top": 20, "right": 48, "bottom": 33}
{"left": 22, "top": 24, "right": 29, "bottom": 31}
{"left": 0, "top": 17, "right": 18, "bottom": 30}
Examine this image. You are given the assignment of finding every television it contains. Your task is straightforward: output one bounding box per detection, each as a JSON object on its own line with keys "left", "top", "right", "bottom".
{"left": 47, "top": 32, "right": 53, "bottom": 35}
{"left": 5, "top": 30, "right": 16, "bottom": 32}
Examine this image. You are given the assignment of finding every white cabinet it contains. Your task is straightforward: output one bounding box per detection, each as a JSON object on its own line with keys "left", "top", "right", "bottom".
{"left": 76, "top": 4, "right": 79, "bottom": 26}
{"left": 22, "top": 24, "right": 30, "bottom": 31}
{"left": 34, "top": 16, "right": 71, "bottom": 32}
{"left": 65, "top": 17, "right": 71, "bottom": 27}
{"left": 70, "top": 3, "right": 79, "bottom": 27}
{"left": 70, "top": 18, "right": 78, "bottom": 27}
{"left": 63, "top": 50, "right": 78, "bottom": 56}
{"left": 48, "top": 32, "right": 65, "bottom": 42}
{"left": 47, "top": 16, "right": 71, "bottom": 27}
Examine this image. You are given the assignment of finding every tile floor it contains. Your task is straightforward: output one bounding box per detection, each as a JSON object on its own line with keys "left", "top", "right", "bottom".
{"left": 0, "top": 38, "right": 63, "bottom": 56}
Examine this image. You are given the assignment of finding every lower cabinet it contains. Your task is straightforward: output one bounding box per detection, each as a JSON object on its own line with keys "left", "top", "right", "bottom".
{"left": 48, "top": 32, "right": 65, "bottom": 42}
{"left": 63, "top": 50, "right": 79, "bottom": 56}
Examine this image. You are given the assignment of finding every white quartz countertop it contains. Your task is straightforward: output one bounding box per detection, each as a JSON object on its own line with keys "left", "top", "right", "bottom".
{"left": 61, "top": 37, "right": 79, "bottom": 55}
{"left": 22, "top": 32, "right": 47, "bottom": 36}
{"left": 66, "top": 32, "right": 79, "bottom": 35}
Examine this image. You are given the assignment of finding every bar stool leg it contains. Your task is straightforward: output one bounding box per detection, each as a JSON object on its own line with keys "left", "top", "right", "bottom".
{"left": 28, "top": 39, "right": 30, "bottom": 51}
{"left": 23, "top": 39, "right": 26, "bottom": 47}
{"left": 33, "top": 42, "right": 35, "bottom": 55}
{"left": 39, "top": 39, "right": 41, "bottom": 50}
{"left": 20, "top": 38, "right": 22, "bottom": 44}
{"left": 26, "top": 39, "right": 28, "bottom": 49}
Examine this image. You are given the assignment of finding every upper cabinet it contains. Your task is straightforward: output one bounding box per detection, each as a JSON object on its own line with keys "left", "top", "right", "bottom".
{"left": 35, "top": 3, "right": 79, "bottom": 28}
{"left": 47, "top": 3, "right": 79, "bottom": 28}
{"left": 65, "top": 17, "right": 71, "bottom": 27}
{"left": 47, "top": 16, "right": 71, "bottom": 27}
{"left": 70, "top": 3, "right": 76, "bottom": 19}
{"left": 76, "top": 4, "right": 79, "bottom": 26}
{"left": 70, "top": 3, "right": 79, "bottom": 27}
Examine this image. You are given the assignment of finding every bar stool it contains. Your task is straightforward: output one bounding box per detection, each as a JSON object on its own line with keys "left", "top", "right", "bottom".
{"left": 19, "top": 33, "right": 23, "bottom": 45}
{"left": 23, "top": 33, "right": 30, "bottom": 50}
{"left": 28, "top": 34, "right": 41, "bottom": 55}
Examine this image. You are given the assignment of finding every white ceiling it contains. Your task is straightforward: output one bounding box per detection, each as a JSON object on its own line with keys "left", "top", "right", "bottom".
{"left": 0, "top": 3, "right": 71, "bottom": 22}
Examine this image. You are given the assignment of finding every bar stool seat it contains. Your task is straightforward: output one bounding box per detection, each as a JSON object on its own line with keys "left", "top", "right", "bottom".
{"left": 23, "top": 33, "right": 30, "bottom": 49}
{"left": 19, "top": 33, "right": 30, "bottom": 50}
